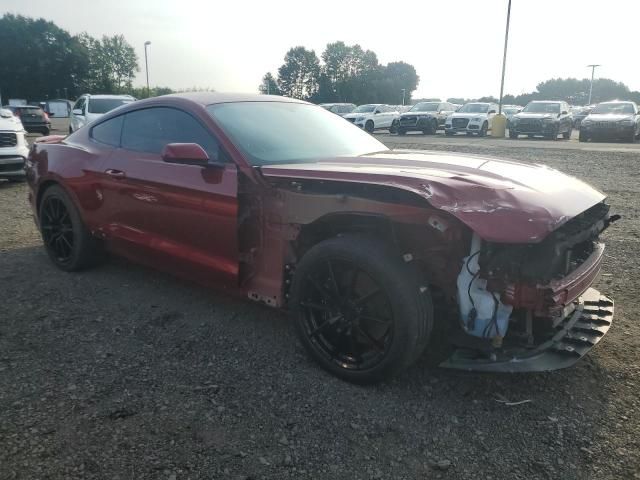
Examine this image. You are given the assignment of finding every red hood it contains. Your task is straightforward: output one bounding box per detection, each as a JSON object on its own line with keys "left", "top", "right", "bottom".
{"left": 260, "top": 150, "right": 606, "bottom": 243}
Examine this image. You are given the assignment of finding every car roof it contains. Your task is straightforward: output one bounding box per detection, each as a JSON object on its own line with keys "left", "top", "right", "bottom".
{"left": 163, "top": 92, "right": 306, "bottom": 106}
{"left": 84, "top": 94, "right": 135, "bottom": 99}
{"left": 529, "top": 100, "right": 562, "bottom": 103}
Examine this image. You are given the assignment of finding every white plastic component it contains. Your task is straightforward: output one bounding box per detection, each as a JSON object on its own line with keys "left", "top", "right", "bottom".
{"left": 457, "top": 234, "right": 513, "bottom": 338}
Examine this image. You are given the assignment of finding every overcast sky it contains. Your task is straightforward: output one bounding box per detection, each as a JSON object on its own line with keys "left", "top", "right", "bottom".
{"left": 4, "top": 0, "right": 638, "bottom": 100}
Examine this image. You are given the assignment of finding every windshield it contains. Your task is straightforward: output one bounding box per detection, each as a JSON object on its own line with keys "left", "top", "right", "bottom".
{"left": 458, "top": 103, "right": 490, "bottom": 113}
{"left": 410, "top": 102, "right": 439, "bottom": 112}
{"left": 206, "top": 102, "right": 388, "bottom": 166}
{"left": 503, "top": 107, "right": 518, "bottom": 115}
{"left": 353, "top": 105, "right": 376, "bottom": 113}
{"left": 523, "top": 102, "right": 560, "bottom": 114}
{"left": 88, "top": 98, "right": 133, "bottom": 114}
{"left": 591, "top": 103, "right": 635, "bottom": 115}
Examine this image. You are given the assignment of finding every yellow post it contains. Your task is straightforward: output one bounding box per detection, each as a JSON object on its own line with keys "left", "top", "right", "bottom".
{"left": 492, "top": 114, "right": 507, "bottom": 137}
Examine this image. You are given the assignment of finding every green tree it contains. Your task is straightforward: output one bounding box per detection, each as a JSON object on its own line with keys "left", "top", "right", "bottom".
{"left": 259, "top": 72, "right": 280, "bottom": 95}
{"left": 0, "top": 14, "right": 89, "bottom": 100}
{"left": 79, "top": 33, "right": 139, "bottom": 93}
{"left": 277, "top": 47, "right": 321, "bottom": 100}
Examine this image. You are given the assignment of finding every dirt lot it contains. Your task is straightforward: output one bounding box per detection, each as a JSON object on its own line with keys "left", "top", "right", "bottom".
{"left": 1, "top": 134, "right": 639, "bottom": 479}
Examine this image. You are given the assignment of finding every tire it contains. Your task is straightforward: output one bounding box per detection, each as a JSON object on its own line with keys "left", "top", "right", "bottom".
{"left": 68, "top": 126, "right": 73, "bottom": 134}
{"left": 509, "top": 131, "right": 518, "bottom": 139}
{"left": 389, "top": 122, "right": 397, "bottom": 134}
{"left": 364, "top": 120, "right": 374, "bottom": 134}
{"left": 38, "top": 185, "right": 104, "bottom": 271}
{"left": 562, "top": 126, "right": 572, "bottom": 139}
{"left": 478, "top": 122, "right": 488, "bottom": 137}
{"left": 445, "top": 131, "right": 454, "bottom": 136}
{"left": 397, "top": 128, "right": 406, "bottom": 136}
{"left": 627, "top": 131, "right": 636, "bottom": 143}
{"left": 430, "top": 119, "right": 438, "bottom": 134}
{"left": 290, "top": 235, "right": 433, "bottom": 384}
{"left": 41, "top": 128, "right": 50, "bottom": 136}
{"left": 578, "top": 130, "right": 588, "bottom": 142}
{"left": 545, "top": 126, "right": 559, "bottom": 141}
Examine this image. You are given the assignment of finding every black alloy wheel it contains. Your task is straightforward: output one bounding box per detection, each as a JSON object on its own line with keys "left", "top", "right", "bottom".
{"left": 41, "top": 196, "right": 75, "bottom": 264}
{"left": 39, "top": 185, "right": 103, "bottom": 271}
{"left": 291, "top": 235, "right": 432, "bottom": 384}
{"left": 478, "top": 122, "right": 488, "bottom": 137}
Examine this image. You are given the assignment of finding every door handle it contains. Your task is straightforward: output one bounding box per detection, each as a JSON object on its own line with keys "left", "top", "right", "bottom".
{"left": 105, "top": 169, "right": 126, "bottom": 179}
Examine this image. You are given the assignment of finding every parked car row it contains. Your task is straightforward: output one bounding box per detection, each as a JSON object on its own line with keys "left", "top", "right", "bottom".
{"left": 578, "top": 101, "right": 640, "bottom": 143}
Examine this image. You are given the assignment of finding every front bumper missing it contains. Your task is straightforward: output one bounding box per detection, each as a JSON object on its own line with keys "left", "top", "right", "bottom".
{"left": 440, "top": 287, "right": 613, "bottom": 372}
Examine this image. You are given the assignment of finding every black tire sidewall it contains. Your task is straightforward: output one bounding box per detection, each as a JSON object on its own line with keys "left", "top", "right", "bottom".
{"left": 290, "top": 236, "right": 432, "bottom": 384}
{"left": 365, "top": 120, "right": 374, "bottom": 133}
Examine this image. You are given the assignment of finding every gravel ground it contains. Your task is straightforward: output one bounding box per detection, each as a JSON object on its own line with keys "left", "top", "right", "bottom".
{"left": 1, "top": 137, "right": 639, "bottom": 480}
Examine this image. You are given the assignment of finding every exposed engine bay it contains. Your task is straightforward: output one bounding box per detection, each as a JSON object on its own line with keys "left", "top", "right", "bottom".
{"left": 447, "top": 202, "right": 619, "bottom": 371}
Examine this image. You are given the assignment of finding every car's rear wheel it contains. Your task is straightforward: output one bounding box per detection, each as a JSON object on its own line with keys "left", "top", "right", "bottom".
{"left": 39, "top": 185, "right": 104, "bottom": 271}
{"left": 290, "top": 235, "right": 433, "bottom": 384}
{"left": 365, "top": 120, "right": 374, "bottom": 134}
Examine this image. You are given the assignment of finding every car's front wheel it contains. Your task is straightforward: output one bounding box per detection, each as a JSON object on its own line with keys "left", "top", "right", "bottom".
{"left": 563, "top": 126, "right": 572, "bottom": 139}
{"left": 290, "top": 235, "right": 433, "bottom": 384}
{"left": 39, "top": 185, "right": 104, "bottom": 271}
{"left": 509, "top": 131, "right": 518, "bottom": 139}
{"left": 364, "top": 120, "right": 374, "bottom": 133}
{"left": 478, "top": 122, "right": 488, "bottom": 137}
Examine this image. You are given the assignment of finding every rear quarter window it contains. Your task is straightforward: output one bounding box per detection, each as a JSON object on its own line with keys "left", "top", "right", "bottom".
{"left": 91, "top": 115, "right": 124, "bottom": 146}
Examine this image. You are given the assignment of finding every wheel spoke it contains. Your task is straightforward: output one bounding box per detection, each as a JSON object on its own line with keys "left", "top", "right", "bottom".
{"left": 353, "top": 287, "right": 382, "bottom": 307}
{"left": 306, "top": 274, "right": 338, "bottom": 304}
{"left": 356, "top": 326, "right": 385, "bottom": 352}
{"left": 359, "top": 314, "right": 391, "bottom": 325}
{"left": 309, "top": 314, "right": 342, "bottom": 338}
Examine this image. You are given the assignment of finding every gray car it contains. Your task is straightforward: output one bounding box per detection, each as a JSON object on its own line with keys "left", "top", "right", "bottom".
{"left": 509, "top": 101, "right": 573, "bottom": 140}
{"left": 579, "top": 101, "right": 640, "bottom": 143}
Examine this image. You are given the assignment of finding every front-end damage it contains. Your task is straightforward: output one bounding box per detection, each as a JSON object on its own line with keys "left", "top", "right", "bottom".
{"left": 252, "top": 154, "right": 618, "bottom": 372}
{"left": 444, "top": 202, "right": 619, "bottom": 372}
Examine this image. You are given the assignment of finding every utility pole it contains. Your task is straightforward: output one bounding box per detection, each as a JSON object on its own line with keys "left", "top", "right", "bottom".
{"left": 144, "top": 41, "right": 151, "bottom": 97}
{"left": 498, "top": 0, "right": 512, "bottom": 115}
{"left": 587, "top": 64, "right": 600, "bottom": 105}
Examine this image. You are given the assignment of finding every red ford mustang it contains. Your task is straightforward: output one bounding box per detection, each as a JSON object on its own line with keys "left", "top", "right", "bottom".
{"left": 26, "top": 93, "right": 617, "bottom": 383}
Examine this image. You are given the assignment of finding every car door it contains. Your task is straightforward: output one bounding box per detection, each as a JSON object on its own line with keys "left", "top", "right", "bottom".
{"left": 97, "top": 106, "right": 239, "bottom": 287}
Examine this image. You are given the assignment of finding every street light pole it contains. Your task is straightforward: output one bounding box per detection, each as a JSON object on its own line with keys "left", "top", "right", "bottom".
{"left": 587, "top": 64, "right": 600, "bottom": 105}
{"left": 401, "top": 89, "right": 406, "bottom": 106}
{"left": 498, "top": 0, "right": 512, "bottom": 115}
{"left": 144, "top": 41, "right": 151, "bottom": 97}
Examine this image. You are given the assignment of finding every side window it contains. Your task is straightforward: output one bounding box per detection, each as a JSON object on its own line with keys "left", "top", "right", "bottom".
{"left": 74, "top": 97, "right": 86, "bottom": 112}
{"left": 91, "top": 115, "right": 123, "bottom": 146}
{"left": 121, "top": 107, "right": 220, "bottom": 161}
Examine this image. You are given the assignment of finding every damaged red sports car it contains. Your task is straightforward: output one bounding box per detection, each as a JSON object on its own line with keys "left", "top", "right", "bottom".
{"left": 25, "top": 93, "right": 618, "bottom": 383}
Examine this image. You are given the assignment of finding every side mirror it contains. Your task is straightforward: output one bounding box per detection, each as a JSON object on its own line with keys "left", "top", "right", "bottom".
{"left": 162, "top": 143, "right": 211, "bottom": 166}
{"left": 488, "top": 110, "right": 496, "bottom": 114}
{"left": 72, "top": 108, "right": 83, "bottom": 116}
{"left": 374, "top": 110, "right": 381, "bottom": 115}
{"left": 561, "top": 111, "right": 568, "bottom": 115}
